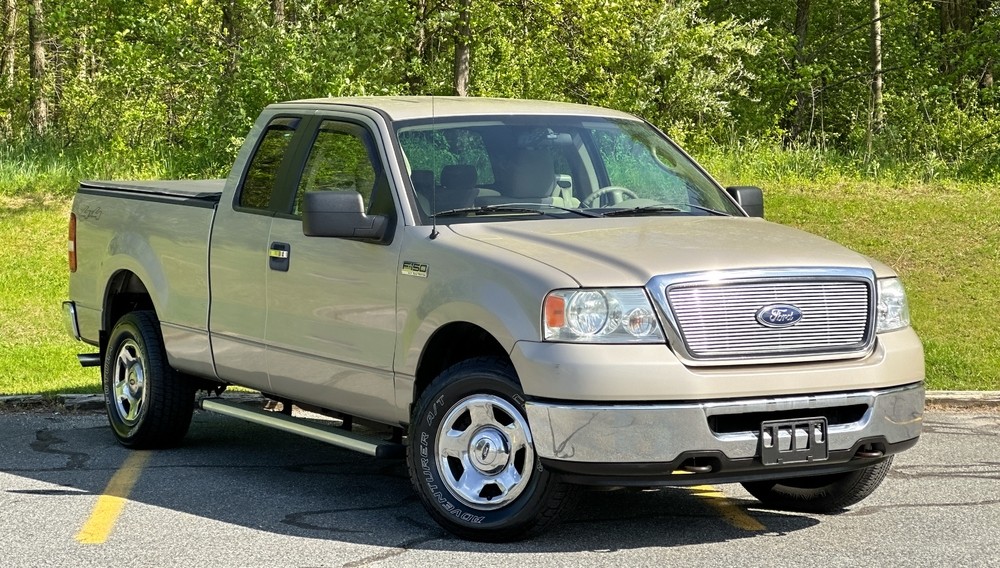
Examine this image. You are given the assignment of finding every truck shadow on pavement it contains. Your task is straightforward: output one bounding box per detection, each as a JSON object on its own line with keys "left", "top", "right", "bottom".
{"left": 5, "top": 409, "right": 820, "bottom": 553}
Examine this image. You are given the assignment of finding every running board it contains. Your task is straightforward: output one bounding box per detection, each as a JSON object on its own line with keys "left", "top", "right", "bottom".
{"left": 200, "top": 398, "right": 404, "bottom": 459}
{"left": 77, "top": 353, "right": 101, "bottom": 367}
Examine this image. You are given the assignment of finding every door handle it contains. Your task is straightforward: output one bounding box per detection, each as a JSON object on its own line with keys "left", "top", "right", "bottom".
{"left": 269, "top": 242, "right": 291, "bottom": 272}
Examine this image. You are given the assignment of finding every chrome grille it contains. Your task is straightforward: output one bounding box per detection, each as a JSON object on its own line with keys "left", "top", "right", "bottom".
{"left": 664, "top": 278, "right": 873, "bottom": 361}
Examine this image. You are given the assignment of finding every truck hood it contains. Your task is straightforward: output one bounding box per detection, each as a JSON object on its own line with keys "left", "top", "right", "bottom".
{"left": 448, "top": 217, "right": 885, "bottom": 287}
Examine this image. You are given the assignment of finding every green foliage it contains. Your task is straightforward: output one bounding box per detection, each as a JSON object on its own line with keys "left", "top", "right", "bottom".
{"left": 1, "top": 0, "right": 998, "bottom": 177}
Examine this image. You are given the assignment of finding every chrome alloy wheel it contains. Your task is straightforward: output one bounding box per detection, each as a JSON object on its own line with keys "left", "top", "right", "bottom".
{"left": 435, "top": 394, "right": 536, "bottom": 510}
{"left": 111, "top": 339, "right": 148, "bottom": 425}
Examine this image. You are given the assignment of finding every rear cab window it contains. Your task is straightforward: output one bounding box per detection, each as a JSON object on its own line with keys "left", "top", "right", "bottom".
{"left": 237, "top": 116, "right": 302, "bottom": 213}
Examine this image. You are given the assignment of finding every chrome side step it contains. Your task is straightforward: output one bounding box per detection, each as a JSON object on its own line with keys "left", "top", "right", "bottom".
{"left": 200, "top": 398, "right": 404, "bottom": 459}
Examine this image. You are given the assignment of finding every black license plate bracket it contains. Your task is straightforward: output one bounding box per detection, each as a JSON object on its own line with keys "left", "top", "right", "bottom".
{"left": 760, "top": 417, "right": 829, "bottom": 466}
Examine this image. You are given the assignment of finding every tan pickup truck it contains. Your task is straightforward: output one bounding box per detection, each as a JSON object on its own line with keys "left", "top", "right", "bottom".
{"left": 63, "top": 97, "right": 924, "bottom": 541}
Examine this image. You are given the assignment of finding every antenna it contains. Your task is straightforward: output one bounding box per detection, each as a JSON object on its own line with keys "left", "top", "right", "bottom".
{"left": 429, "top": 95, "right": 439, "bottom": 240}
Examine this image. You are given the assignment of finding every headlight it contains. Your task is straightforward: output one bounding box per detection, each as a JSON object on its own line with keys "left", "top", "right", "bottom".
{"left": 877, "top": 278, "right": 910, "bottom": 333}
{"left": 544, "top": 288, "right": 665, "bottom": 343}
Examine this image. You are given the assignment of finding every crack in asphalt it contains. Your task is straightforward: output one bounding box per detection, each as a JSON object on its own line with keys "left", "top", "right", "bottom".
{"left": 340, "top": 517, "right": 447, "bottom": 568}
{"left": 844, "top": 499, "right": 1000, "bottom": 517}
{"left": 6, "top": 488, "right": 89, "bottom": 496}
{"left": 29, "top": 429, "right": 91, "bottom": 470}
{"left": 922, "top": 420, "right": 999, "bottom": 437}
{"left": 281, "top": 495, "right": 422, "bottom": 535}
{"left": 282, "top": 504, "right": 447, "bottom": 567}
{"left": 890, "top": 461, "right": 1000, "bottom": 481}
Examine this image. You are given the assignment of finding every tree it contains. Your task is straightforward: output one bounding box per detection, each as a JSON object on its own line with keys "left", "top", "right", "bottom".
{"left": 271, "top": 0, "right": 284, "bottom": 28}
{"left": 866, "top": 0, "right": 883, "bottom": 157}
{"left": 0, "top": 0, "right": 15, "bottom": 87}
{"left": 453, "top": 0, "right": 471, "bottom": 96}
{"left": 28, "top": 0, "right": 46, "bottom": 135}
{"left": 788, "top": 0, "right": 811, "bottom": 143}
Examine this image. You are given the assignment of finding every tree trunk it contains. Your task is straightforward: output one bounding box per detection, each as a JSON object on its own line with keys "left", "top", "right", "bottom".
{"left": 1, "top": 0, "right": 17, "bottom": 88}
{"left": 452, "top": 0, "right": 471, "bottom": 96}
{"left": 868, "top": 0, "right": 884, "bottom": 155}
{"left": 975, "top": 0, "right": 993, "bottom": 89}
{"left": 220, "top": 0, "right": 241, "bottom": 78}
{"left": 28, "top": 0, "right": 47, "bottom": 135}
{"left": 404, "top": 0, "right": 430, "bottom": 94}
{"left": 271, "top": 0, "right": 285, "bottom": 29}
{"left": 788, "top": 0, "right": 810, "bottom": 143}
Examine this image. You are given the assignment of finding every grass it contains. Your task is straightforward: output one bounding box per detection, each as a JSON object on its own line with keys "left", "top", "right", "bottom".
{"left": 0, "top": 194, "right": 101, "bottom": 396}
{"left": 1, "top": 145, "right": 997, "bottom": 394}
{"left": 702, "top": 150, "right": 1000, "bottom": 391}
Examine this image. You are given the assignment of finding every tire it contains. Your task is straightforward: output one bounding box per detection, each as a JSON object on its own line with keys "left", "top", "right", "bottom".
{"left": 102, "top": 310, "right": 195, "bottom": 449}
{"left": 407, "top": 357, "right": 577, "bottom": 541}
{"left": 741, "top": 457, "right": 893, "bottom": 513}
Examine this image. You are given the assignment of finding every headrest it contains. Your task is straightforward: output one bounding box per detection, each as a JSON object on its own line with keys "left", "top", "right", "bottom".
{"left": 440, "top": 164, "right": 477, "bottom": 190}
{"left": 510, "top": 150, "right": 555, "bottom": 198}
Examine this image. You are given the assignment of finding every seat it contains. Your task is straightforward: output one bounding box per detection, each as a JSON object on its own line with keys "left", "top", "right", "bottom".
{"left": 435, "top": 164, "right": 478, "bottom": 212}
{"left": 509, "top": 150, "right": 558, "bottom": 202}
{"left": 480, "top": 150, "right": 578, "bottom": 208}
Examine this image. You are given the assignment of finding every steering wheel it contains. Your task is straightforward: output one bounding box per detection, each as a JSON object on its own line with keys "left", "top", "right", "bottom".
{"left": 580, "top": 186, "right": 640, "bottom": 208}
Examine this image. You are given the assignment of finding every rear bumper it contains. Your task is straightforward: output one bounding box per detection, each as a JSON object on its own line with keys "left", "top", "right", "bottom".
{"left": 525, "top": 381, "right": 923, "bottom": 484}
{"left": 62, "top": 301, "right": 82, "bottom": 340}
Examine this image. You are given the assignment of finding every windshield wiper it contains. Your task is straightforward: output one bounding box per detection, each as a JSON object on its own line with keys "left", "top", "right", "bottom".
{"left": 686, "top": 204, "right": 732, "bottom": 216}
{"left": 434, "top": 203, "right": 601, "bottom": 218}
{"left": 600, "top": 204, "right": 731, "bottom": 217}
{"left": 599, "top": 205, "right": 683, "bottom": 217}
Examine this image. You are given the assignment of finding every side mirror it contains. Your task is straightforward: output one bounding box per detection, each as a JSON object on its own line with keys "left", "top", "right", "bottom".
{"left": 726, "top": 186, "right": 764, "bottom": 218}
{"left": 302, "top": 191, "right": 389, "bottom": 241}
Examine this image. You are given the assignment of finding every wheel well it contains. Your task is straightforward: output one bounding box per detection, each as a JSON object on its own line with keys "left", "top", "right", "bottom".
{"left": 414, "top": 322, "right": 510, "bottom": 400}
{"left": 102, "top": 271, "right": 154, "bottom": 346}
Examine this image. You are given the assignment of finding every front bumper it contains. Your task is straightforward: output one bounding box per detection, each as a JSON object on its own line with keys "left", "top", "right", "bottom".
{"left": 525, "top": 381, "right": 923, "bottom": 484}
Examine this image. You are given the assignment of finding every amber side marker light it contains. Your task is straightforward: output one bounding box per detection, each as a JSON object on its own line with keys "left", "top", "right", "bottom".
{"left": 69, "top": 212, "right": 77, "bottom": 273}
{"left": 543, "top": 294, "right": 566, "bottom": 330}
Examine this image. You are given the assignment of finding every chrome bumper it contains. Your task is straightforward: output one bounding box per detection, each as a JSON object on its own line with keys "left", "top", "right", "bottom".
{"left": 525, "top": 382, "right": 924, "bottom": 464}
{"left": 62, "top": 301, "right": 81, "bottom": 340}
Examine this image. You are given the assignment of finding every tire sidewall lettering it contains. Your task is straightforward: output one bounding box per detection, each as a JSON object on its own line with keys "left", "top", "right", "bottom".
{"left": 417, "top": 411, "right": 486, "bottom": 524}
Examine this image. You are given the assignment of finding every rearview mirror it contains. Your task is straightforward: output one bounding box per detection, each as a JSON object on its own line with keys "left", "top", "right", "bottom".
{"left": 302, "top": 191, "right": 389, "bottom": 241}
{"left": 726, "top": 186, "right": 764, "bottom": 218}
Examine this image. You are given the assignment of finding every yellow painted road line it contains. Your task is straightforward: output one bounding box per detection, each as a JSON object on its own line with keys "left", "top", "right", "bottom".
{"left": 689, "top": 484, "right": 766, "bottom": 532}
{"left": 76, "top": 451, "right": 152, "bottom": 544}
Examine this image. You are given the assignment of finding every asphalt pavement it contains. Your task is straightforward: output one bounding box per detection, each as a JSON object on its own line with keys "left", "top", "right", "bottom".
{"left": 0, "top": 396, "right": 998, "bottom": 567}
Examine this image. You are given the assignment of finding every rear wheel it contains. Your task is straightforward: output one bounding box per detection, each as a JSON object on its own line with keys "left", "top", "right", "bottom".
{"left": 407, "top": 357, "right": 576, "bottom": 541}
{"left": 741, "top": 458, "right": 893, "bottom": 513}
{"left": 102, "top": 310, "right": 195, "bottom": 448}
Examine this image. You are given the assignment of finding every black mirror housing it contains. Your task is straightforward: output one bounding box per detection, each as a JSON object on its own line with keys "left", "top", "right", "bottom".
{"left": 302, "top": 191, "right": 389, "bottom": 241}
{"left": 726, "top": 186, "right": 764, "bottom": 218}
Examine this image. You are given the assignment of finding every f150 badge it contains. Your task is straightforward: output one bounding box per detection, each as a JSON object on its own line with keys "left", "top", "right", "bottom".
{"left": 755, "top": 304, "right": 803, "bottom": 328}
{"left": 402, "top": 261, "right": 429, "bottom": 278}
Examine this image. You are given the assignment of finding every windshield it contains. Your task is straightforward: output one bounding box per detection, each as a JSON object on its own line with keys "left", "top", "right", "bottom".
{"left": 395, "top": 115, "right": 743, "bottom": 223}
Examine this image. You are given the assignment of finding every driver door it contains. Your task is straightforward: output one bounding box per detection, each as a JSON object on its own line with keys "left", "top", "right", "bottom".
{"left": 263, "top": 116, "right": 402, "bottom": 423}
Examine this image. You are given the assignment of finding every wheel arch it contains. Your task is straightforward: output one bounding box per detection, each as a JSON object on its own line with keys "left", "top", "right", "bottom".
{"left": 413, "top": 321, "right": 511, "bottom": 404}
{"left": 101, "top": 270, "right": 155, "bottom": 348}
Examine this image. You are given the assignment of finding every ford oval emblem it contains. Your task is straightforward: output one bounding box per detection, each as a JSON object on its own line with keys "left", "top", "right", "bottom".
{"left": 755, "top": 304, "right": 803, "bottom": 328}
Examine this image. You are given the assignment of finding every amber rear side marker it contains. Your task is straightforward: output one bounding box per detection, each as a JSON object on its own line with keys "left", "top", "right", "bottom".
{"left": 75, "top": 451, "right": 152, "bottom": 544}
{"left": 689, "top": 484, "right": 766, "bottom": 532}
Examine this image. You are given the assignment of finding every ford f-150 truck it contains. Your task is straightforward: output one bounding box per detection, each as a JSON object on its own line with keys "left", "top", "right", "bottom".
{"left": 63, "top": 97, "right": 924, "bottom": 541}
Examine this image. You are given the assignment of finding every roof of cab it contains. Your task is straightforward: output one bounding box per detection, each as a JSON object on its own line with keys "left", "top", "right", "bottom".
{"left": 269, "top": 96, "right": 639, "bottom": 122}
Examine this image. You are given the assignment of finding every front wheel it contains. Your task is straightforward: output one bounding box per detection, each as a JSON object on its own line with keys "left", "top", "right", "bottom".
{"left": 741, "top": 458, "right": 893, "bottom": 513}
{"left": 102, "top": 310, "right": 195, "bottom": 449}
{"left": 407, "top": 357, "right": 576, "bottom": 541}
